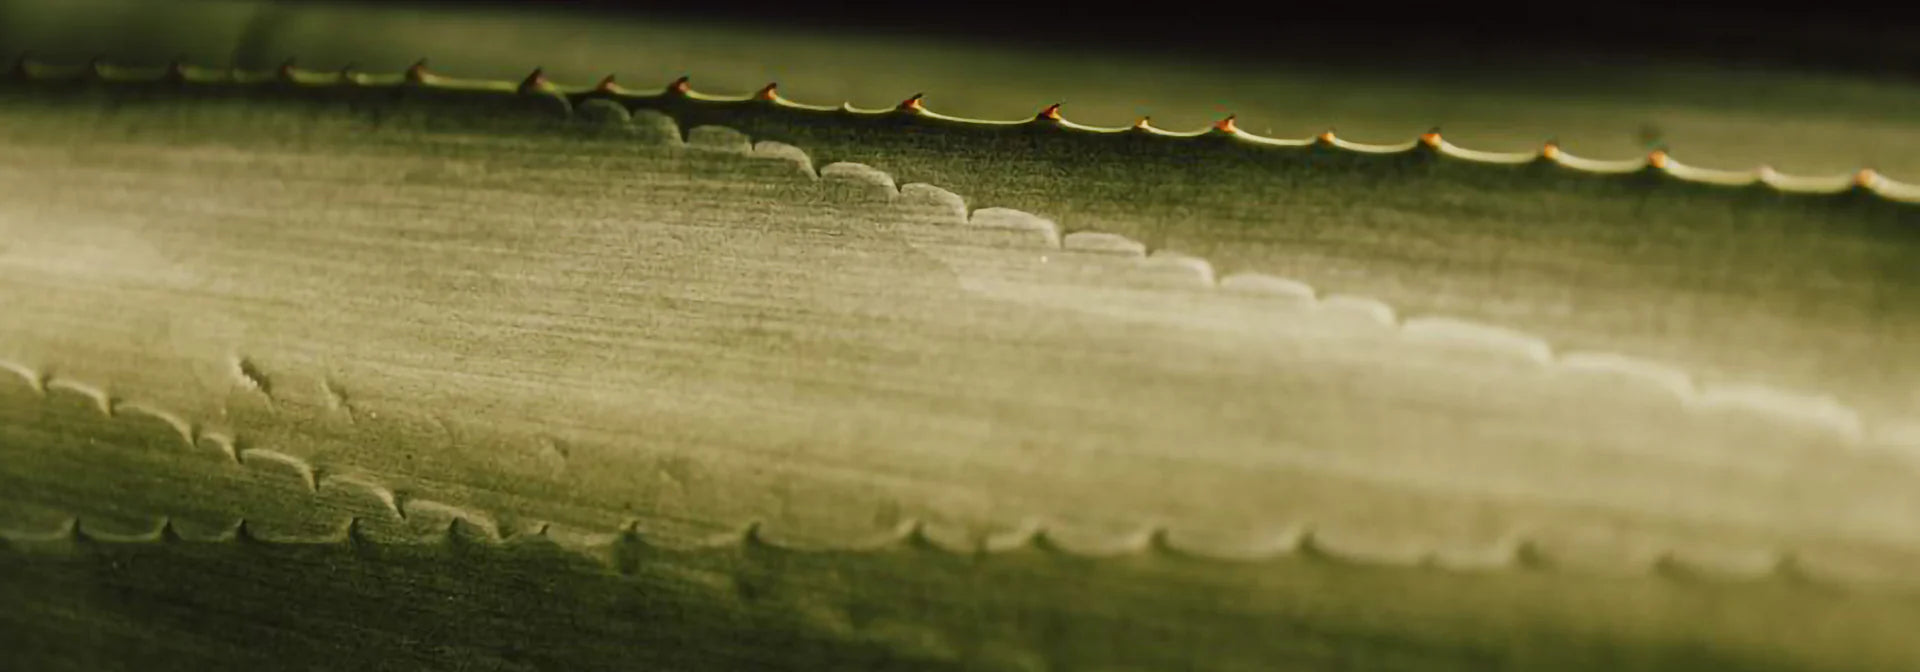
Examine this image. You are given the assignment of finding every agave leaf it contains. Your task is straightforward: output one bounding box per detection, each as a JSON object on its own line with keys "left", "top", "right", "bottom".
{"left": 2, "top": 60, "right": 1920, "bottom": 671}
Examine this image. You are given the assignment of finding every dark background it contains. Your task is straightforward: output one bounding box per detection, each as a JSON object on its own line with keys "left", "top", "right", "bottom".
{"left": 286, "top": 1, "right": 1917, "bottom": 78}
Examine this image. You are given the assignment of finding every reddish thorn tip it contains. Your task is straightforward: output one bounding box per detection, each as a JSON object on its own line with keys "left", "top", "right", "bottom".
{"left": 1133, "top": 116, "right": 1151, "bottom": 129}
{"left": 1213, "top": 115, "right": 1238, "bottom": 133}
{"left": 1647, "top": 149, "right": 1669, "bottom": 168}
{"left": 668, "top": 76, "right": 691, "bottom": 94}
{"left": 899, "top": 93, "right": 926, "bottom": 112}
{"left": 594, "top": 74, "right": 617, "bottom": 92}
{"left": 1037, "top": 103, "right": 1063, "bottom": 122}
{"left": 1318, "top": 129, "right": 1337, "bottom": 143}
{"left": 1421, "top": 128, "right": 1442, "bottom": 146}
{"left": 1855, "top": 168, "right": 1879, "bottom": 187}
{"left": 756, "top": 82, "right": 778, "bottom": 101}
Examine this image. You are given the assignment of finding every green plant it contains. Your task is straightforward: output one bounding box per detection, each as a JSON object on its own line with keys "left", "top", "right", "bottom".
{"left": 1, "top": 3, "right": 1917, "bottom": 671}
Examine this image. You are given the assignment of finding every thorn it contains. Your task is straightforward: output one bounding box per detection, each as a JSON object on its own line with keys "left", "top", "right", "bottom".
{"left": 1318, "top": 128, "right": 1337, "bottom": 144}
{"left": 1420, "top": 127, "right": 1442, "bottom": 146}
{"left": 1132, "top": 116, "right": 1152, "bottom": 130}
{"left": 755, "top": 82, "right": 778, "bottom": 101}
{"left": 1854, "top": 168, "right": 1880, "bottom": 188}
{"left": 337, "top": 62, "right": 358, "bottom": 85}
{"left": 1036, "top": 103, "right": 1063, "bottom": 122}
{"left": 517, "top": 67, "right": 548, "bottom": 94}
{"left": 1213, "top": 115, "right": 1239, "bottom": 133}
{"left": 666, "top": 76, "right": 691, "bottom": 95}
{"left": 277, "top": 58, "right": 297, "bottom": 82}
{"left": 594, "top": 74, "right": 618, "bottom": 93}
{"left": 404, "top": 59, "right": 429, "bottom": 84}
{"left": 1647, "top": 149, "right": 1669, "bottom": 169}
{"left": 897, "top": 93, "right": 926, "bottom": 113}
{"left": 86, "top": 57, "right": 106, "bottom": 79}
{"left": 1541, "top": 139, "right": 1561, "bottom": 160}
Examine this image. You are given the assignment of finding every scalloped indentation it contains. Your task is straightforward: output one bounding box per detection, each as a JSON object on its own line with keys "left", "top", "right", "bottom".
{"left": 241, "top": 516, "right": 353, "bottom": 545}
{"left": 1555, "top": 351, "right": 1697, "bottom": 402}
{"left": 1425, "top": 537, "right": 1543, "bottom": 572}
{"left": 1400, "top": 317, "right": 1555, "bottom": 365}
{"left": 0, "top": 359, "right": 44, "bottom": 397}
{"left": 890, "top": 519, "right": 982, "bottom": 555}
{"left": 1317, "top": 294, "right": 1399, "bottom": 326}
{"left": 752, "top": 517, "right": 916, "bottom": 553}
{"left": 572, "top": 98, "right": 630, "bottom": 128}
{"left": 1061, "top": 231, "right": 1146, "bottom": 257}
{"left": 316, "top": 473, "right": 404, "bottom": 523}
{"left": 105, "top": 402, "right": 196, "bottom": 452}
{"left": 43, "top": 378, "right": 111, "bottom": 418}
{"left": 0, "top": 501, "right": 77, "bottom": 543}
{"left": 751, "top": 140, "right": 815, "bottom": 176}
{"left": 1027, "top": 523, "right": 1160, "bottom": 558}
{"left": 1155, "top": 525, "right": 1307, "bottom": 562}
{"left": 818, "top": 161, "right": 898, "bottom": 202}
{"left": 400, "top": 499, "right": 503, "bottom": 544}
{"left": 627, "top": 109, "right": 682, "bottom": 145}
{"left": 76, "top": 515, "right": 169, "bottom": 543}
{"left": 896, "top": 183, "right": 968, "bottom": 225}
{"left": 1217, "top": 273, "right": 1317, "bottom": 302}
{"left": 168, "top": 516, "right": 244, "bottom": 542}
{"left": 685, "top": 125, "right": 752, "bottom": 154}
{"left": 1695, "top": 385, "right": 1865, "bottom": 442}
{"left": 541, "top": 521, "right": 628, "bottom": 551}
{"left": 194, "top": 431, "right": 241, "bottom": 462}
{"left": 238, "top": 448, "right": 317, "bottom": 492}
{"left": 1298, "top": 528, "right": 1431, "bottom": 567}
{"left": 965, "top": 207, "right": 1061, "bottom": 249}
{"left": 1136, "top": 251, "right": 1217, "bottom": 287}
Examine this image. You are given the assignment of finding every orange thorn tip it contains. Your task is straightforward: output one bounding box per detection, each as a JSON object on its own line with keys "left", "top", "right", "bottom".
{"left": 1037, "top": 103, "right": 1063, "bottom": 122}
{"left": 1133, "top": 116, "right": 1152, "bottom": 130}
{"left": 1855, "top": 168, "right": 1879, "bottom": 187}
{"left": 1421, "top": 128, "right": 1442, "bottom": 146}
{"left": 667, "top": 76, "right": 691, "bottom": 94}
{"left": 1541, "top": 140, "right": 1561, "bottom": 159}
{"left": 756, "top": 82, "right": 779, "bottom": 101}
{"left": 1318, "top": 129, "right": 1337, "bottom": 143}
{"left": 898, "top": 93, "right": 926, "bottom": 113}
{"left": 1647, "top": 149, "right": 1669, "bottom": 169}
{"left": 1213, "top": 115, "right": 1238, "bottom": 133}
